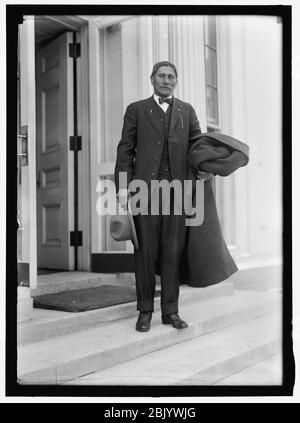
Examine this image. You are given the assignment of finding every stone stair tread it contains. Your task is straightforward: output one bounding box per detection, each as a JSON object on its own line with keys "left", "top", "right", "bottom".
{"left": 18, "top": 357, "right": 57, "bottom": 381}
{"left": 66, "top": 313, "right": 281, "bottom": 386}
{"left": 21, "top": 282, "right": 232, "bottom": 326}
{"left": 31, "top": 272, "right": 136, "bottom": 297}
{"left": 214, "top": 352, "right": 282, "bottom": 385}
{"left": 18, "top": 282, "right": 233, "bottom": 345}
{"left": 18, "top": 290, "right": 281, "bottom": 383}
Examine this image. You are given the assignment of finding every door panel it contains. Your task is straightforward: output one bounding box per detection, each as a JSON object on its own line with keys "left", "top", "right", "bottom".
{"left": 36, "top": 32, "right": 74, "bottom": 269}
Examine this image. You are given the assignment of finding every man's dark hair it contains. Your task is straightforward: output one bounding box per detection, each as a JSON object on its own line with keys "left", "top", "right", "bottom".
{"left": 151, "top": 61, "right": 178, "bottom": 78}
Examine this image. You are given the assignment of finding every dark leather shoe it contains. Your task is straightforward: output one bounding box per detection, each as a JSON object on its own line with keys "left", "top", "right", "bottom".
{"left": 162, "top": 312, "right": 188, "bottom": 329}
{"left": 136, "top": 311, "right": 152, "bottom": 332}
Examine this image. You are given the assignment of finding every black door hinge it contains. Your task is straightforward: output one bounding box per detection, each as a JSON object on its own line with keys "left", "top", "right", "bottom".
{"left": 70, "top": 135, "right": 82, "bottom": 152}
{"left": 70, "top": 231, "right": 83, "bottom": 247}
{"left": 69, "top": 42, "right": 81, "bottom": 59}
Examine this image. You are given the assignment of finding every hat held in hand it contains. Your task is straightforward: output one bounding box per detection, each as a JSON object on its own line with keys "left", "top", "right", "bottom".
{"left": 110, "top": 201, "right": 139, "bottom": 250}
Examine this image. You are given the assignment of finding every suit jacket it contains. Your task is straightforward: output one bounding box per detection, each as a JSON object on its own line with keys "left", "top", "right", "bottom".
{"left": 115, "top": 96, "right": 250, "bottom": 288}
{"left": 115, "top": 96, "right": 202, "bottom": 191}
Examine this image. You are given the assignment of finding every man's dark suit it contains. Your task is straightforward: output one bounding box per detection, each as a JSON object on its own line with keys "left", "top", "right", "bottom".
{"left": 115, "top": 96, "right": 202, "bottom": 314}
{"left": 115, "top": 97, "right": 201, "bottom": 190}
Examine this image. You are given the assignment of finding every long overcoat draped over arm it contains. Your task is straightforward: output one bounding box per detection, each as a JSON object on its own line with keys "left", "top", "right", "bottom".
{"left": 180, "top": 133, "right": 249, "bottom": 287}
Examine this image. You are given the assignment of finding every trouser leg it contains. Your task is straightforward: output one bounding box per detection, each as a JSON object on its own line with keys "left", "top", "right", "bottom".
{"left": 133, "top": 185, "right": 186, "bottom": 314}
{"left": 133, "top": 212, "right": 160, "bottom": 312}
{"left": 160, "top": 210, "right": 186, "bottom": 315}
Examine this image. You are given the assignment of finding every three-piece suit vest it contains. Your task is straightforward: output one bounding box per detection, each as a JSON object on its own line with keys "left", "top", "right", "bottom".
{"left": 152, "top": 100, "right": 173, "bottom": 181}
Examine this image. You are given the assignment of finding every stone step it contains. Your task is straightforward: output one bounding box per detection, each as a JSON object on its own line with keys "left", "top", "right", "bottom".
{"left": 213, "top": 352, "right": 282, "bottom": 385}
{"left": 229, "top": 263, "right": 282, "bottom": 292}
{"left": 31, "top": 272, "right": 136, "bottom": 297}
{"left": 32, "top": 263, "right": 281, "bottom": 298}
{"left": 64, "top": 313, "right": 281, "bottom": 386}
{"left": 17, "top": 290, "right": 281, "bottom": 384}
{"left": 18, "top": 282, "right": 233, "bottom": 345}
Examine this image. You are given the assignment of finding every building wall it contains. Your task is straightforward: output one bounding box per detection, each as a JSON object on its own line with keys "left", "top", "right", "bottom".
{"left": 16, "top": 14, "right": 282, "bottom": 290}
{"left": 228, "top": 16, "right": 282, "bottom": 260}
{"left": 90, "top": 14, "right": 282, "bottom": 263}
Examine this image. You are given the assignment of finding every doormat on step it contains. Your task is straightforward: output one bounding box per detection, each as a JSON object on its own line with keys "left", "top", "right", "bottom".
{"left": 33, "top": 285, "right": 160, "bottom": 312}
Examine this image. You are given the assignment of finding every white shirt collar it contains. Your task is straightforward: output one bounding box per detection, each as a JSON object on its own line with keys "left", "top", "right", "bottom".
{"left": 153, "top": 94, "right": 173, "bottom": 104}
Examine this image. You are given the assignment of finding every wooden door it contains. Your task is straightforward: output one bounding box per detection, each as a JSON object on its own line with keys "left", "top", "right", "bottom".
{"left": 36, "top": 32, "right": 74, "bottom": 269}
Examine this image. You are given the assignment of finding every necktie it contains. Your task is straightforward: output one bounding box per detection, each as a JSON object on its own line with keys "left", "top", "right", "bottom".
{"left": 158, "top": 97, "right": 172, "bottom": 105}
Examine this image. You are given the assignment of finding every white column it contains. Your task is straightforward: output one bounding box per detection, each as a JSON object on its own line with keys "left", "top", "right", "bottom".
{"left": 227, "top": 16, "right": 250, "bottom": 258}
{"left": 216, "top": 16, "right": 237, "bottom": 250}
{"left": 121, "top": 18, "right": 139, "bottom": 111}
{"left": 169, "top": 15, "right": 207, "bottom": 130}
{"left": 137, "top": 16, "right": 154, "bottom": 99}
{"left": 152, "top": 16, "right": 169, "bottom": 63}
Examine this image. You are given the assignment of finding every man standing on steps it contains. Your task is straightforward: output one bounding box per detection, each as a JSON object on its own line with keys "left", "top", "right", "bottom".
{"left": 114, "top": 61, "right": 211, "bottom": 332}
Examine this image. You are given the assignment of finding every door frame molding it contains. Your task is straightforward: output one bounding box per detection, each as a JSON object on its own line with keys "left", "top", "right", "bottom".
{"left": 88, "top": 19, "right": 104, "bottom": 256}
{"left": 77, "top": 23, "right": 91, "bottom": 271}
{"left": 19, "top": 16, "right": 37, "bottom": 288}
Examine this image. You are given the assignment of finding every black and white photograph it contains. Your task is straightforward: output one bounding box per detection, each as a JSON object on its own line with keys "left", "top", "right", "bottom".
{"left": 3, "top": 3, "right": 296, "bottom": 400}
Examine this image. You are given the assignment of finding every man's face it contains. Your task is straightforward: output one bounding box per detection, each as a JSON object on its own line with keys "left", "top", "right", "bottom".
{"left": 151, "top": 66, "right": 177, "bottom": 98}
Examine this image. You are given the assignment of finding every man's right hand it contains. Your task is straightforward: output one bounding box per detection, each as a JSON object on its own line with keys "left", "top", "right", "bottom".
{"left": 117, "top": 188, "right": 129, "bottom": 208}
{"left": 197, "top": 170, "right": 212, "bottom": 181}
